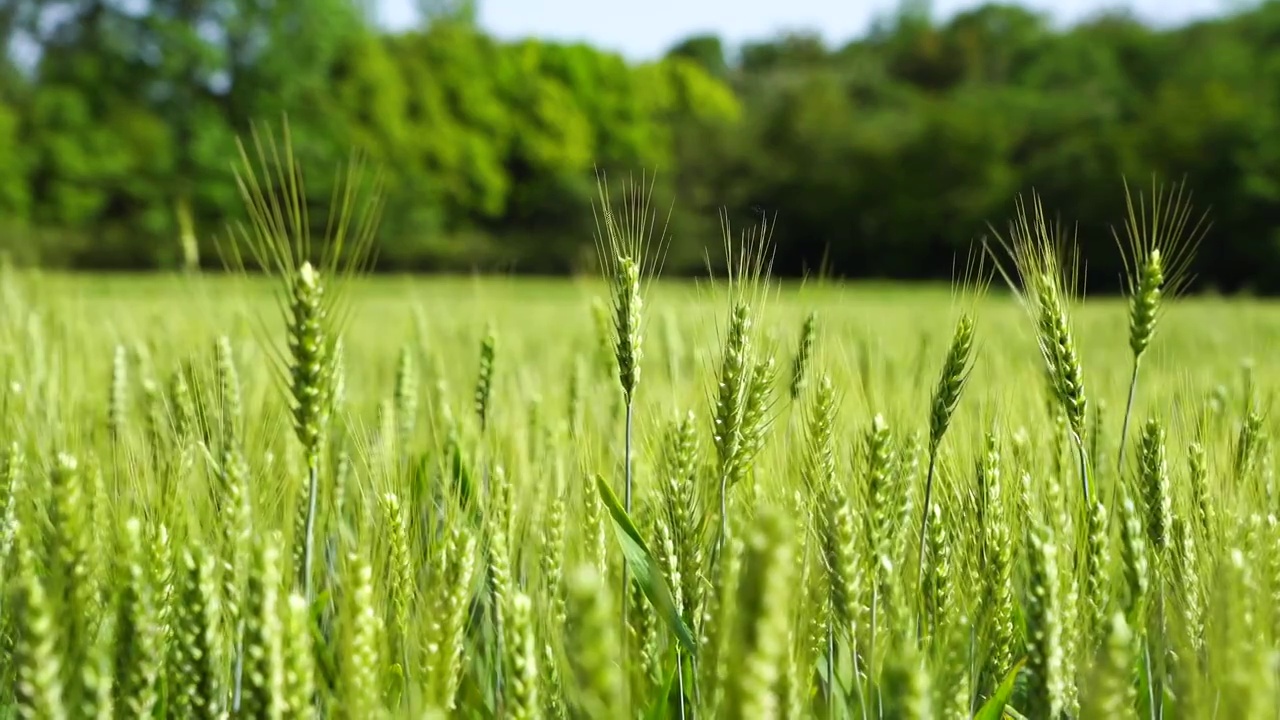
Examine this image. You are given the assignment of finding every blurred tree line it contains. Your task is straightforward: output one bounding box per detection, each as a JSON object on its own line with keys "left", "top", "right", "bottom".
{"left": 1, "top": 1, "right": 1279, "bottom": 291}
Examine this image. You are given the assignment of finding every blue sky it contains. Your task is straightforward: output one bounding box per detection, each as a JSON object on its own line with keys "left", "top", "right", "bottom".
{"left": 379, "top": 0, "right": 1237, "bottom": 59}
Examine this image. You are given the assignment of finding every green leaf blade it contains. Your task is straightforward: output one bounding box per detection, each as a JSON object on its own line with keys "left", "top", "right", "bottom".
{"left": 975, "top": 657, "right": 1027, "bottom": 720}
{"left": 593, "top": 473, "right": 698, "bottom": 656}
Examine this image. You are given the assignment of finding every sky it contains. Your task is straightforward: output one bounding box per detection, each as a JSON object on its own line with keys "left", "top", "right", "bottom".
{"left": 379, "top": 0, "right": 1238, "bottom": 60}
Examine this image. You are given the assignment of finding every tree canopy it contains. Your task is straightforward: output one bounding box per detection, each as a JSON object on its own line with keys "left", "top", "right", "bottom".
{"left": 2, "top": 1, "right": 1279, "bottom": 292}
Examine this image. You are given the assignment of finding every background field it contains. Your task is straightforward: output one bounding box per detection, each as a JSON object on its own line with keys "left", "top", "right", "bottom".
{"left": 24, "top": 271, "right": 1274, "bottom": 423}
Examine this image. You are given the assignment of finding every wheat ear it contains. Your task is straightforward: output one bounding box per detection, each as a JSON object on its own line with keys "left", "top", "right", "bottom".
{"left": 918, "top": 250, "right": 988, "bottom": 592}
{"left": 987, "top": 193, "right": 1094, "bottom": 507}
{"left": 224, "top": 117, "right": 383, "bottom": 603}
{"left": 1114, "top": 177, "right": 1208, "bottom": 475}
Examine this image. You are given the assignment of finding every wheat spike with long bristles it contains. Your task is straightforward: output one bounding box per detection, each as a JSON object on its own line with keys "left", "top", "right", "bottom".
{"left": 592, "top": 172, "right": 668, "bottom": 653}
{"left": 223, "top": 118, "right": 383, "bottom": 603}
{"left": 987, "top": 193, "right": 1094, "bottom": 507}
{"left": 1114, "top": 178, "right": 1208, "bottom": 474}
{"left": 710, "top": 210, "right": 775, "bottom": 562}
{"left": 592, "top": 172, "right": 668, "bottom": 501}
{"left": 789, "top": 311, "right": 818, "bottom": 403}
{"left": 918, "top": 273, "right": 979, "bottom": 600}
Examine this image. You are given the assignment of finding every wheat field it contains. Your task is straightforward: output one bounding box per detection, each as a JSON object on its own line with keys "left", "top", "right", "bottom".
{"left": 0, "top": 253, "right": 1276, "bottom": 719}
{"left": 0, "top": 146, "right": 1276, "bottom": 719}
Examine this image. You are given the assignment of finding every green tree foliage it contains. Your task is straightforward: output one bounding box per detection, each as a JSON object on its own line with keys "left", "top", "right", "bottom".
{"left": 2, "top": 1, "right": 1280, "bottom": 291}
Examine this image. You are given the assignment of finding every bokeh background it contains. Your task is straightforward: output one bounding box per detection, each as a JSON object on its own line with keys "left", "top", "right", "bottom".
{"left": 0, "top": 0, "right": 1277, "bottom": 292}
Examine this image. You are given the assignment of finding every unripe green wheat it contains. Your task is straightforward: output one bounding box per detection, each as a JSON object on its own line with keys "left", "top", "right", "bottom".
{"left": 474, "top": 325, "right": 496, "bottom": 433}
{"left": 376, "top": 397, "right": 396, "bottom": 468}
{"left": 660, "top": 410, "right": 705, "bottom": 625}
{"left": 927, "top": 313, "right": 975, "bottom": 455}
{"left": 863, "top": 413, "right": 899, "bottom": 674}
{"left": 1081, "top": 612, "right": 1136, "bottom": 716}
{"left": 789, "top": 311, "right": 817, "bottom": 402}
{"left": 566, "top": 355, "right": 584, "bottom": 433}
{"left": 1234, "top": 408, "right": 1264, "bottom": 483}
{"left": 427, "top": 526, "right": 477, "bottom": 710}
{"left": 172, "top": 544, "right": 224, "bottom": 718}
{"left": 83, "top": 616, "right": 113, "bottom": 720}
{"left": 866, "top": 414, "right": 897, "bottom": 591}
{"left": 150, "top": 522, "right": 174, "bottom": 693}
{"left": 1139, "top": 417, "right": 1172, "bottom": 558}
{"left": 1129, "top": 248, "right": 1164, "bottom": 359}
{"left": 565, "top": 563, "right": 624, "bottom": 717}
{"left": 217, "top": 449, "right": 252, "bottom": 694}
{"left": 1173, "top": 517, "right": 1204, "bottom": 657}
{"left": 541, "top": 490, "right": 570, "bottom": 716}
{"left": 48, "top": 452, "right": 94, "bottom": 710}
{"left": 584, "top": 470, "right": 610, "bottom": 580}
{"left": 338, "top": 553, "right": 382, "bottom": 720}
{"left": 394, "top": 344, "right": 418, "bottom": 448}
{"left": 701, "top": 531, "right": 744, "bottom": 712}
{"left": 920, "top": 312, "right": 975, "bottom": 605}
{"left": 215, "top": 335, "right": 242, "bottom": 452}
{"left": 806, "top": 375, "right": 861, "bottom": 644}
{"left": 242, "top": 534, "right": 286, "bottom": 720}
{"left": 142, "top": 377, "right": 166, "bottom": 474}
{"left": 713, "top": 301, "right": 753, "bottom": 544}
{"left": 1090, "top": 398, "right": 1107, "bottom": 478}
{"left": 506, "top": 591, "right": 539, "bottom": 720}
{"left": 593, "top": 172, "right": 666, "bottom": 409}
{"left": 1025, "top": 523, "right": 1066, "bottom": 720}
{"left": 803, "top": 375, "right": 838, "bottom": 492}
{"left": 1119, "top": 486, "right": 1149, "bottom": 620}
{"left": 485, "top": 474, "right": 514, "bottom": 709}
{"left": 739, "top": 353, "right": 778, "bottom": 477}
{"left": 725, "top": 508, "right": 795, "bottom": 720}
{"left": 1036, "top": 276, "right": 1088, "bottom": 445}
{"left": 288, "top": 261, "right": 332, "bottom": 465}
{"left": 286, "top": 261, "right": 335, "bottom": 602}
{"left": 292, "top": 483, "right": 311, "bottom": 595}
{"left": 381, "top": 492, "right": 413, "bottom": 676}
{"left": 976, "top": 434, "right": 1015, "bottom": 695}
{"left": 1084, "top": 499, "right": 1111, "bottom": 644}
{"left": 881, "top": 641, "right": 932, "bottom": 720}
{"left": 108, "top": 344, "right": 128, "bottom": 442}
{"left": 542, "top": 489, "right": 568, "bottom": 629}
{"left": 13, "top": 525, "right": 68, "bottom": 720}
{"left": 331, "top": 337, "right": 348, "bottom": 413}
{"left": 611, "top": 256, "right": 643, "bottom": 403}
{"left": 87, "top": 464, "right": 110, "bottom": 581}
{"left": 1115, "top": 178, "right": 1207, "bottom": 472}
{"left": 114, "top": 517, "right": 163, "bottom": 717}
{"left": 1188, "top": 441, "right": 1213, "bottom": 542}
{"left": 168, "top": 365, "right": 195, "bottom": 445}
{"left": 283, "top": 593, "right": 317, "bottom": 717}
{"left": 626, "top": 505, "right": 662, "bottom": 691}
{"left": 0, "top": 443, "right": 25, "bottom": 573}
{"left": 922, "top": 500, "right": 952, "bottom": 644}
{"left": 819, "top": 480, "right": 862, "bottom": 632}
{"left": 991, "top": 194, "right": 1094, "bottom": 505}
{"left": 590, "top": 296, "right": 616, "bottom": 382}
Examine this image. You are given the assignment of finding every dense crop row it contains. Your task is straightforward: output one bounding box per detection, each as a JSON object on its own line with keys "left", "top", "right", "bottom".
{"left": 0, "top": 140, "right": 1274, "bottom": 719}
